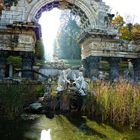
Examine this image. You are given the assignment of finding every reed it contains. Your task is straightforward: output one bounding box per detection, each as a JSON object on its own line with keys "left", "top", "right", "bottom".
{"left": 86, "top": 81, "right": 140, "bottom": 129}
{"left": 48, "top": 80, "right": 140, "bottom": 129}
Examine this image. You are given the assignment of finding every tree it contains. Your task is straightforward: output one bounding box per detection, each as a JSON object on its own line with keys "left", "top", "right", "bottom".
{"left": 35, "top": 39, "right": 44, "bottom": 60}
{"left": 112, "top": 15, "right": 124, "bottom": 29}
{"left": 0, "top": 0, "right": 4, "bottom": 10}
{"left": 119, "top": 25, "right": 132, "bottom": 41}
{"left": 112, "top": 15, "right": 140, "bottom": 42}
{"left": 55, "top": 11, "right": 81, "bottom": 59}
{"left": 131, "top": 24, "right": 140, "bottom": 41}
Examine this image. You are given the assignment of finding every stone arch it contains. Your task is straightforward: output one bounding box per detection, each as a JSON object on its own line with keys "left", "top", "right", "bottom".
{"left": 27, "top": 0, "right": 96, "bottom": 29}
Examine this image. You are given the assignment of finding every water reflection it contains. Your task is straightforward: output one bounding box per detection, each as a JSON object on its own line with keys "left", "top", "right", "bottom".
{"left": 40, "top": 129, "right": 51, "bottom": 140}
{"left": 0, "top": 115, "right": 139, "bottom": 140}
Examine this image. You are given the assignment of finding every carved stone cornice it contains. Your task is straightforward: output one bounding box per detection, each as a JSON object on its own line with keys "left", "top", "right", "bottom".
{"left": 0, "top": 26, "right": 36, "bottom": 52}
{"left": 81, "top": 38, "right": 140, "bottom": 59}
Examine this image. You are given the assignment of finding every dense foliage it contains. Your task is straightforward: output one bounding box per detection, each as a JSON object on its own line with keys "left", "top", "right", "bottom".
{"left": 112, "top": 15, "right": 124, "bottom": 28}
{"left": 35, "top": 39, "right": 44, "bottom": 60}
{"left": 7, "top": 56, "right": 22, "bottom": 67}
{"left": 112, "top": 15, "right": 140, "bottom": 42}
{"left": 4, "top": 0, "right": 18, "bottom": 6}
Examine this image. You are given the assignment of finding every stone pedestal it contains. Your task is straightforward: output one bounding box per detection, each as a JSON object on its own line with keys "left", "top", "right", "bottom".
{"left": 87, "top": 56, "right": 101, "bottom": 79}
{"left": 132, "top": 59, "right": 140, "bottom": 82}
{"left": 22, "top": 53, "right": 33, "bottom": 79}
{"left": 108, "top": 57, "right": 120, "bottom": 82}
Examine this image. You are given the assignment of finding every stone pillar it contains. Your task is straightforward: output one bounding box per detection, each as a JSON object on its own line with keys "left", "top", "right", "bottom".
{"left": 22, "top": 53, "right": 33, "bottom": 79}
{"left": 82, "top": 59, "right": 89, "bottom": 77}
{"left": 128, "top": 60, "right": 134, "bottom": 80}
{"left": 87, "top": 56, "right": 101, "bottom": 80}
{"left": 0, "top": 56, "right": 6, "bottom": 80}
{"left": 9, "top": 64, "right": 13, "bottom": 78}
{"left": 132, "top": 59, "right": 140, "bottom": 82}
{"left": 108, "top": 57, "right": 120, "bottom": 82}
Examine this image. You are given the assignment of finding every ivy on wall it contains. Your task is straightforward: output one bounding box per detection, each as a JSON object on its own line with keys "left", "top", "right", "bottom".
{"left": 4, "top": 0, "right": 18, "bottom": 7}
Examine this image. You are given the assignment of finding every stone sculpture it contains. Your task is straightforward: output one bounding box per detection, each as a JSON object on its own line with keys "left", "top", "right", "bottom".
{"left": 73, "top": 72, "right": 87, "bottom": 96}
{"left": 57, "top": 68, "right": 71, "bottom": 92}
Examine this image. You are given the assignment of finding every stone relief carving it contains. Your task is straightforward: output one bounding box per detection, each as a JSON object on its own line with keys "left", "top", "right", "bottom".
{"left": 19, "top": 35, "right": 33, "bottom": 44}
{"left": 90, "top": 0, "right": 98, "bottom": 11}
{"left": 82, "top": 40, "right": 139, "bottom": 53}
{"left": 26, "top": 0, "right": 33, "bottom": 4}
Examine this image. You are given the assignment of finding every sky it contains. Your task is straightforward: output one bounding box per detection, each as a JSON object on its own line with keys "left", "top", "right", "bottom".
{"left": 39, "top": 8, "right": 61, "bottom": 61}
{"left": 103, "top": 0, "right": 140, "bottom": 23}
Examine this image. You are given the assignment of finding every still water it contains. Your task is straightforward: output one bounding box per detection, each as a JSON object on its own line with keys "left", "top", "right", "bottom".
{"left": 0, "top": 114, "right": 140, "bottom": 140}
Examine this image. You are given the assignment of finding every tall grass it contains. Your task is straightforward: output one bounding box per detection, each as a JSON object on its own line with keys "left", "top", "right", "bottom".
{"left": 2, "top": 80, "right": 139, "bottom": 129}
{"left": 84, "top": 81, "right": 140, "bottom": 129}
{"left": 0, "top": 83, "right": 44, "bottom": 120}
{"left": 45, "top": 80, "right": 140, "bottom": 129}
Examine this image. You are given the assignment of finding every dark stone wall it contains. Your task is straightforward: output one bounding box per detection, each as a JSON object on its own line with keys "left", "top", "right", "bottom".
{"left": 0, "top": 52, "right": 7, "bottom": 80}
{"left": 82, "top": 59, "right": 89, "bottom": 77}
{"left": 0, "top": 57, "right": 6, "bottom": 80}
{"left": 108, "top": 57, "right": 120, "bottom": 82}
{"left": 82, "top": 56, "right": 101, "bottom": 79}
{"left": 21, "top": 52, "right": 34, "bottom": 79}
{"left": 132, "top": 59, "right": 140, "bottom": 82}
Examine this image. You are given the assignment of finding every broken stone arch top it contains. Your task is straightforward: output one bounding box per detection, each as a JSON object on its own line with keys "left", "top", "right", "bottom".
{"left": 0, "top": 0, "right": 114, "bottom": 34}
{"left": 27, "top": 0, "right": 95, "bottom": 23}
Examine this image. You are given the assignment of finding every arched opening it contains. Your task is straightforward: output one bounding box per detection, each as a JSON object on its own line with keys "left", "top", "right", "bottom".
{"left": 38, "top": 8, "right": 82, "bottom": 62}
{"left": 36, "top": 1, "right": 91, "bottom": 65}
{"left": 27, "top": 0, "right": 94, "bottom": 28}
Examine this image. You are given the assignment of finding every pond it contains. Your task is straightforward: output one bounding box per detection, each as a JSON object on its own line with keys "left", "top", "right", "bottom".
{"left": 0, "top": 114, "right": 140, "bottom": 140}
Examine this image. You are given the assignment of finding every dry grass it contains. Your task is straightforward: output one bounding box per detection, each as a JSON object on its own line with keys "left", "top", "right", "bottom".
{"left": 86, "top": 81, "right": 140, "bottom": 129}
{"left": 49, "top": 80, "right": 140, "bottom": 129}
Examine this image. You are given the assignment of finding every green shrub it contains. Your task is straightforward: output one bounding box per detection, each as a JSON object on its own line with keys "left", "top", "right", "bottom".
{"left": 34, "top": 85, "right": 44, "bottom": 97}
{"left": 7, "top": 56, "right": 22, "bottom": 67}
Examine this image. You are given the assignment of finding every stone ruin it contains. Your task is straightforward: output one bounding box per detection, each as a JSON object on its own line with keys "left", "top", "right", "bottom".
{"left": 0, "top": 0, "right": 139, "bottom": 82}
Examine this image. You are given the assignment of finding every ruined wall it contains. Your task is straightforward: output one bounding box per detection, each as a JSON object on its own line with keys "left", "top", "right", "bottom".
{"left": 0, "top": 0, "right": 115, "bottom": 34}
{"left": 0, "top": 28, "right": 36, "bottom": 52}
{"left": 81, "top": 37, "right": 140, "bottom": 59}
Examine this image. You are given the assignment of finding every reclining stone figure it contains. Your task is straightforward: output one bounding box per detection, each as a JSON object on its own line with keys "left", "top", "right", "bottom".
{"left": 57, "top": 68, "right": 71, "bottom": 93}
